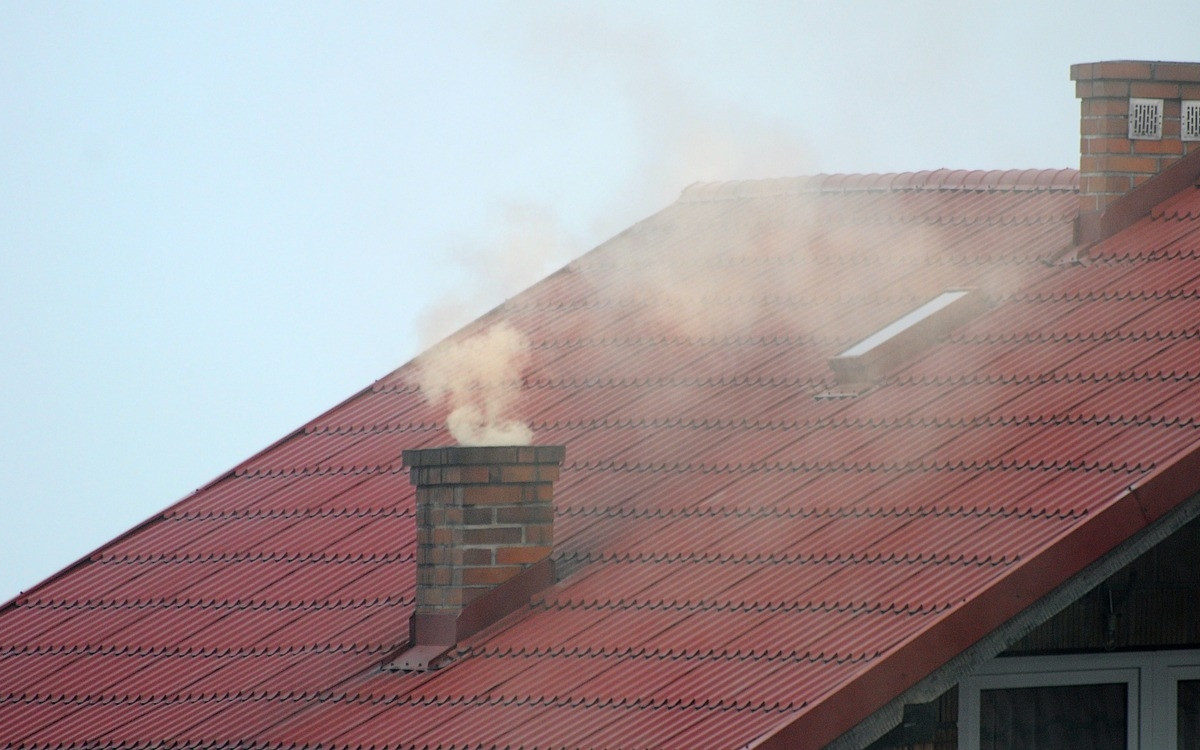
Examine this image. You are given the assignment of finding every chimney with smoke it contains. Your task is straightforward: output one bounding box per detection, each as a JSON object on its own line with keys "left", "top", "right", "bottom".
{"left": 391, "top": 445, "right": 566, "bottom": 671}
{"left": 1072, "top": 60, "right": 1200, "bottom": 242}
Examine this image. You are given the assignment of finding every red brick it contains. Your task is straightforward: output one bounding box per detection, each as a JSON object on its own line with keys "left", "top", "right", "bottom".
{"left": 1081, "top": 174, "right": 1133, "bottom": 194}
{"left": 1084, "top": 98, "right": 1129, "bottom": 116}
{"left": 423, "top": 547, "right": 463, "bottom": 566}
{"left": 1078, "top": 194, "right": 1105, "bottom": 214}
{"left": 462, "top": 526, "right": 523, "bottom": 545}
{"left": 412, "top": 467, "right": 449, "bottom": 485}
{"left": 524, "top": 525, "right": 554, "bottom": 544}
{"left": 1155, "top": 63, "right": 1200, "bottom": 83}
{"left": 497, "top": 465, "right": 561, "bottom": 483}
{"left": 1081, "top": 137, "right": 1131, "bottom": 155}
{"left": 1180, "top": 84, "right": 1200, "bottom": 100}
{"left": 419, "top": 586, "right": 464, "bottom": 608}
{"left": 496, "top": 464, "right": 536, "bottom": 483}
{"left": 1129, "top": 81, "right": 1179, "bottom": 99}
{"left": 462, "top": 547, "right": 493, "bottom": 565}
{"left": 462, "top": 565, "right": 522, "bottom": 585}
{"left": 496, "top": 546, "right": 552, "bottom": 565}
{"left": 1085, "top": 155, "right": 1160, "bottom": 174}
{"left": 496, "top": 505, "right": 554, "bottom": 524}
{"left": 416, "top": 486, "right": 456, "bottom": 507}
{"left": 1090, "top": 61, "right": 1154, "bottom": 81}
{"left": 463, "top": 507, "right": 494, "bottom": 525}
{"left": 461, "top": 485, "right": 523, "bottom": 505}
{"left": 1132, "top": 139, "right": 1183, "bottom": 156}
{"left": 417, "top": 566, "right": 454, "bottom": 585}
{"left": 442, "top": 465, "right": 492, "bottom": 484}
{"left": 1079, "top": 79, "right": 1131, "bottom": 98}
{"left": 1081, "top": 116, "right": 1131, "bottom": 136}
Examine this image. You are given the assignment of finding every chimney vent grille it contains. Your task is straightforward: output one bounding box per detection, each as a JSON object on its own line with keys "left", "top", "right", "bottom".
{"left": 1128, "top": 98, "right": 1164, "bottom": 140}
{"left": 1183, "top": 101, "right": 1200, "bottom": 142}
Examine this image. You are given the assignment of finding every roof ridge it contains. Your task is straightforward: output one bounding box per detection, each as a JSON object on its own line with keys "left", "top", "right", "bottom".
{"left": 679, "top": 168, "right": 1080, "bottom": 202}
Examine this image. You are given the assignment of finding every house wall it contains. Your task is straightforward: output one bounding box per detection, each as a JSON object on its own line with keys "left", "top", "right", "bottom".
{"left": 864, "top": 515, "right": 1200, "bottom": 750}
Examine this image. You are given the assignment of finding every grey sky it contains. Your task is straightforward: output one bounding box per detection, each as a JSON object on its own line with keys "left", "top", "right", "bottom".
{"left": 2, "top": 1, "right": 1195, "bottom": 602}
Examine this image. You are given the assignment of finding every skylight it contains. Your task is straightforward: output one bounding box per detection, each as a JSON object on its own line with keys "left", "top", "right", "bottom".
{"left": 829, "top": 289, "right": 984, "bottom": 384}
{"left": 839, "top": 291, "right": 970, "bottom": 359}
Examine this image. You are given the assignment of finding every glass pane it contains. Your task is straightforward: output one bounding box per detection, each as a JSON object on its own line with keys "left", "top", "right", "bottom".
{"left": 980, "top": 682, "right": 1126, "bottom": 750}
{"left": 1181, "top": 679, "right": 1200, "bottom": 750}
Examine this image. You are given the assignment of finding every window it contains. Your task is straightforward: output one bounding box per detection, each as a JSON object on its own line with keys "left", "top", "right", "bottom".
{"left": 960, "top": 650, "right": 1200, "bottom": 750}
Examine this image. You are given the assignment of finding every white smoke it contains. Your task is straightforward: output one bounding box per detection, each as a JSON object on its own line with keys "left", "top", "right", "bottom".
{"left": 417, "top": 202, "right": 582, "bottom": 347}
{"left": 412, "top": 321, "right": 533, "bottom": 446}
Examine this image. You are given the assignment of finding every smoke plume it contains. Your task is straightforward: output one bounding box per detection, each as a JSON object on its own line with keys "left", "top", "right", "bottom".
{"left": 413, "top": 5, "right": 823, "bottom": 444}
{"left": 412, "top": 321, "right": 533, "bottom": 446}
{"left": 417, "top": 202, "right": 581, "bottom": 347}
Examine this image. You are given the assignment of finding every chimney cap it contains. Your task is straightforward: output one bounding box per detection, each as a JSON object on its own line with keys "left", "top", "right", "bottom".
{"left": 1071, "top": 60, "right": 1200, "bottom": 83}
{"left": 403, "top": 445, "right": 566, "bottom": 468}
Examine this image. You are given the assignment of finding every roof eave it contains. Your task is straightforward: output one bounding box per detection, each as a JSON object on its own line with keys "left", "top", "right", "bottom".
{"left": 748, "top": 437, "right": 1200, "bottom": 750}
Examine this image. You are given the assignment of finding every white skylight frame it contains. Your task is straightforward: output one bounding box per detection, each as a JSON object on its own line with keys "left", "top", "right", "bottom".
{"left": 838, "top": 290, "right": 971, "bottom": 359}
{"left": 827, "top": 288, "right": 985, "bottom": 385}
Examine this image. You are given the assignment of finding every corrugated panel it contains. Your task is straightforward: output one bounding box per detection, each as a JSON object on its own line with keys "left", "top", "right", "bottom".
{"left": 11, "top": 173, "right": 1200, "bottom": 750}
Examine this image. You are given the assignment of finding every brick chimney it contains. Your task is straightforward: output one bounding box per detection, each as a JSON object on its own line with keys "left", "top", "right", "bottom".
{"left": 391, "top": 445, "right": 565, "bottom": 671}
{"left": 1072, "top": 60, "right": 1200, "bottom": 242}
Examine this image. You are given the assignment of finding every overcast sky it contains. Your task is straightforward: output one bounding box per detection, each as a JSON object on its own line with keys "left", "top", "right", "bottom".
{"left": 2, "top": 1, "right": 1197, "bottom": 603}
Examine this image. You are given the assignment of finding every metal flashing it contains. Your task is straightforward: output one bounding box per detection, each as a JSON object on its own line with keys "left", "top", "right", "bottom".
{"left": 1077, "top": 146, "right": 1200, "bottom": 245}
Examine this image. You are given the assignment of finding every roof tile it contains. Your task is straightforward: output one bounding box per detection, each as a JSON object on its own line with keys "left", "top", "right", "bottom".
{"left": 9, "top": 169, "right": 1200, "bottom": 749}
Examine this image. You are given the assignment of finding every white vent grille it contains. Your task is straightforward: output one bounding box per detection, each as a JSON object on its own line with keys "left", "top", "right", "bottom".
{"left": 1184, "top": 101, "right": 1200, "bottom": 142}
{"left": 1129, "top": 98, "right": 1163, "bottom": 140}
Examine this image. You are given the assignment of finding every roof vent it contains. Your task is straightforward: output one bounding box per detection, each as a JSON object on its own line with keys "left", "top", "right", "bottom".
{"left": 1183, "top": 101, "right": 1200, "bottom": 142}
{"left": 1129, "top": 98, "right": 1164, "bottom": 140}
{"left": 828, "top": 288, "right": 986, "bottom": 384}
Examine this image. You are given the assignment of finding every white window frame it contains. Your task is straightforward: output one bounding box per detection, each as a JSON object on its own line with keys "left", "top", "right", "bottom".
{"left": 1157, "top": 663, "right": 1200, "bottom": 748}
{"left": 959, "top": 649, "right": 1200, "bottom": 750}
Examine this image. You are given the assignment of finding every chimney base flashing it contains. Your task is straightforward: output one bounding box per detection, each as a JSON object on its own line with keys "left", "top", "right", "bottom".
{"left": 390, "top": 557, "right": 556, "bottom": 672}
{"left": 1076, "top": 144, "right": 1200, "bottom": 246}
{"left": 387, "top": 643, "right": 451, "bottom": 673}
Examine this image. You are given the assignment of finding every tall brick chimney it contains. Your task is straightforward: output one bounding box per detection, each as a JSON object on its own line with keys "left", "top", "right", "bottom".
{"left": 1072, "top": 60, "right": 1200, "bottom": 242}
{"left": 391, "top": 445, "right": 566, "bottom": 671}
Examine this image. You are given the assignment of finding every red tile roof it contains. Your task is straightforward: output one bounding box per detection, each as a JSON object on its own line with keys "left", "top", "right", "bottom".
{"left": 6, "top": 168, "right": 1200, "bottom": 748}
